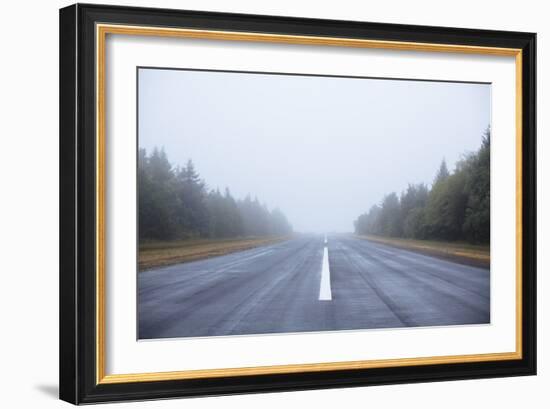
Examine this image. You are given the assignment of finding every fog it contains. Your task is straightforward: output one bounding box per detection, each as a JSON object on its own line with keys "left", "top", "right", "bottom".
{"left": 138, "top": 68, "right": 490, "bottom": 233}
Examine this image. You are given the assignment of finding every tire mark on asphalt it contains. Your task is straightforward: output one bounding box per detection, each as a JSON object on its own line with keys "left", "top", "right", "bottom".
{"left": 338, "top": 244, "right": 415, "bottom": 327}
{"left": 344, "top": 238, "right": 489, "bottom": 317}
{"left": 358, "top": 239, "right": 489, "bottom": 300}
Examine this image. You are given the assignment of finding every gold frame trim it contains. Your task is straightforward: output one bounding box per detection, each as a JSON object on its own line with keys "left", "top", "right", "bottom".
{"left": 95, "top": 23, "right": 523, "bottom": 385}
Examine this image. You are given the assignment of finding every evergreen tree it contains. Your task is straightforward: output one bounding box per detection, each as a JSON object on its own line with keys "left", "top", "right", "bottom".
{"left": 425, "top": 170, "right": 467, "bottom": 240}
{"left": 434, "top": 159, "right": 450, "bottom": 185}
{"left": 403, "top": 207, "right": 427, "bottom": 239}
{"left": 379, "top": 193, "right": 402, "bottom": 237}
{"left": 175, "top": 160, "right": 209, "bottom": 237}
{"left": 462, "top": 127, "right": 490, "bottom": 242}
{"left": 143, "top": 147, "right": 179, "bottom": 240}
{"left": 269, "top": 208, "right": 293, "bottom": 236}
{"left": 223, "top": 188, "right": 243, "bottom": 237}
{"left": 138, "top": 148, "right": 154, "bottom": 240}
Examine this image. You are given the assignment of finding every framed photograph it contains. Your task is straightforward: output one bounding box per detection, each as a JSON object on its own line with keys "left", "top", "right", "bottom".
{"left": 59, "top": 3, "right": 536, "bottom": 404}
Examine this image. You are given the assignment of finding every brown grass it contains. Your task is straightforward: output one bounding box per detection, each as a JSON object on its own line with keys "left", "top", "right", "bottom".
{"left": 139, "top": 236, "right": 289, "bottom": 271}
{"left": 356, "top": 235, "right": 490, "bottom": 268}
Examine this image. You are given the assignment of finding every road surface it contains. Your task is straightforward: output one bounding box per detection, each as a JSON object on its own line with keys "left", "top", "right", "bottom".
{"left": 138, "top": 234, "right": 489, "bottom": 339}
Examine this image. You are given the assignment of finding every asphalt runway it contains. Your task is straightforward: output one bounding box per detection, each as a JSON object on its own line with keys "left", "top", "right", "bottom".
{"left": 138, "top": 234, "right": 489, "bottom": 339}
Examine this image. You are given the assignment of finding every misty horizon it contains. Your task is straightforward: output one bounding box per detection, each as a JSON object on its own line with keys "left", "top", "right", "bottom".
{"left": 138, "top": 68, "right": 491, "bottom": 233}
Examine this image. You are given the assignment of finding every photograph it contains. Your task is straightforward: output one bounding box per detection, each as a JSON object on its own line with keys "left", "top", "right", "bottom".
{"left": 57, "top": 3, "right": 537, "bottom": 404}
{"left": 137, "top": 67, "right": 491, "bottom": 340}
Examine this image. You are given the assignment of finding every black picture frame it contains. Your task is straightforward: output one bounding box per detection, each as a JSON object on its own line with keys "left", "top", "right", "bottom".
{"left": 60, "top": 3, "right": 536, "bottom": 404}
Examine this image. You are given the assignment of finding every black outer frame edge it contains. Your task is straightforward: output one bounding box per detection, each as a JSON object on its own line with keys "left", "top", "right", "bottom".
{"left": 58, "top": 3, "right": 537, "bottom": 404}
{"left": 77, "top": 2, "right": 536, "bottom": 47}
{"left": 59, "top": 4, "right": 78, "bottom": 405}
{"left": 520, "top": 33, "right": 537, "bottom": 376}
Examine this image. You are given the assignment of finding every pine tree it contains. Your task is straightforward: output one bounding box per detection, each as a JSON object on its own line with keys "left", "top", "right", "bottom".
{"left": 462, "top": 127, "right": 490, "bottom": 243}
{"left": 433, "top": 159, "right": 450, "bottom": 185}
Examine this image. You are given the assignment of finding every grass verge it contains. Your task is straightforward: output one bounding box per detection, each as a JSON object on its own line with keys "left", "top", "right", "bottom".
{"left": 139, "top": 236, "right": 289, "bottom": 271}
{"left": 356, "top": 234, "right": 490, "bottom": 268}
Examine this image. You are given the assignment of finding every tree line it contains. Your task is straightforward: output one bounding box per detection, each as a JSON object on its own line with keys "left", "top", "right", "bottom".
{"left": 354, "top": 128, "right": 490, "bottom": 244}
{"left": 139, "top": 148, "right": 293, "bottom": 241}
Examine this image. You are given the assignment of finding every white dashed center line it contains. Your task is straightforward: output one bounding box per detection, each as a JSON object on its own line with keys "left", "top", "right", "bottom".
{"left": 319, "top": 234, "right": 332, "bottom": 301}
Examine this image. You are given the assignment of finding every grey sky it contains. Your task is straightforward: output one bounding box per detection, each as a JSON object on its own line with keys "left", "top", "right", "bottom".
{"left": 138, "top": 68, "right": 490, "bottom": 233}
